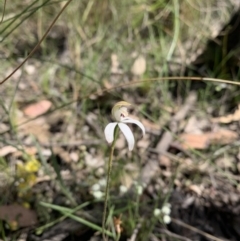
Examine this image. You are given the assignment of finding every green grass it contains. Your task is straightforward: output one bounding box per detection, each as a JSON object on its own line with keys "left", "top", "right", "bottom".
{"left": 0, "top": 0, "right": 239, "bottom": 240}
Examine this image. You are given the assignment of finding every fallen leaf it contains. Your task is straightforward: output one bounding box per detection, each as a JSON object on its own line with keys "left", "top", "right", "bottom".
{"left": 188, "top": 184, "right": 203, "bottom": 196}
{"left": 211, "top": 104, "right": 240, "bottom": 123}
{"left": 178, "top": 129, "right": 238, "bottom": 150}
{"left": 13, "top": 146, "right": 38, "bottom": 158}
{"left": 0, "top": 146, "right": 17, "bottom": 157}
{"left": 184, "top": 116, "right": 209, "bottom": 133}
{"left": 19, "top": 117, "right": 50, "bottom": 143}
{"left": 179, "top": 133, "right": 209, "bottom": 149}
{"left": 0, "top": 146, "right": 38, "bottom": 158}
{"left": 0, "top": 204, "right": 38, "bottom": 228}
{"left": 131, "top": 55, "right": 146, "bottom": 76}
{"left": 208, "top": 129, "right": 238, "bottom": 145}
{"left": 23, "top": 100, "right": 52, "bottom": 118}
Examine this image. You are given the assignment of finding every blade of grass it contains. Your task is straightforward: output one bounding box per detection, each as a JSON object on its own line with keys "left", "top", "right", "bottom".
{"left": 0, "top": 0, "right": 7, "bottom": 25}
{"left": 36, "top": 201, "right": 91, "bottom": 234}
{"left": 166, "top": 0, "right": 180, "bottom": 61}
{"left": 0, "top": 0, "right": 40, "bottom": 36}
{"left": 0, "top": 0, "right": 73, "bottom": 85}
{"left": 40, "top": 202, "right": 115, "bottom": 238}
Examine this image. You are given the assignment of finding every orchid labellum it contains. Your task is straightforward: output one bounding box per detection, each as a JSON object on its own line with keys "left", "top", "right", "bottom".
{"left": 104, "top": 101, "right": 145, "bottom": 151}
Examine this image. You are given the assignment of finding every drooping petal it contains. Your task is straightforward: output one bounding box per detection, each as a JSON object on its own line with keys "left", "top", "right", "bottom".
{"left": 121, "top": 117, "right": 145, "bottom": 136}
{"left": 104, "top": 122, "right": 118, "bottom": 143}
{"left": 118, "top": 123, "right": 135, "bottom": 151}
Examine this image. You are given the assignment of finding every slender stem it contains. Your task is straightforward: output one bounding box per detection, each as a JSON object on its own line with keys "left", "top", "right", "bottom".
{"left": 166, "top": 0, "right": 179, "bottom": 61}
{"left": 0, "top": 0, "right": 73, "bottom": 85}
{"left": 102, "top": 127, "right": 119, "bottom": 241}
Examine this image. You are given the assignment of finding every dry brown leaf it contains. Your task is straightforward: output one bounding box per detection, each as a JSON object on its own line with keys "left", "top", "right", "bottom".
{"left": 185, "top": 116, "right": 209, "bottom": 133}
{"left": 0, "top": 204, "right": 38, "bottom": 228}
{"left": 188, "top": 184, "right": 203, "bottom": 196}
{"left": 23, "top": 100, "right": 52, "bottom": 118}
{"left": 179, "top": 129, "right": 238, "bottom": 150}
{"left": 0, "top": 146, "right": 17, "bottom": 157}
{"left": 13, "top": 146, "right": 38, "bottom": 157}
{"left": 179, "top": 133, "right": 209, "bottom": 149}
{"left": 131, "top": 55, "right": 146, "bottom": 76}
{"left": 19, "top": 117, "right": 50, "bottom": 143}
{"left": 211, "top": 104, "right": 240, "bottom": 123}
{"left": 208, "top": 129, "right": 238, "bottom": 145}
{"left": 0, "top": 145, "right": 38, "bottom": 157}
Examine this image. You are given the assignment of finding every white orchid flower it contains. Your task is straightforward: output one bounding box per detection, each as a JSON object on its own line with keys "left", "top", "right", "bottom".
{"left": 104, "top": 101, "right": 145, "bottom": 151}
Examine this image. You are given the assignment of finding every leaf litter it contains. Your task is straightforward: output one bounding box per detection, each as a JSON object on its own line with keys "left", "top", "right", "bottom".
{"left": 1, "top": 67, "right": 240, "bottom": 241}
{"left": 1, "top": 5, "right": 240, "bottom": 241}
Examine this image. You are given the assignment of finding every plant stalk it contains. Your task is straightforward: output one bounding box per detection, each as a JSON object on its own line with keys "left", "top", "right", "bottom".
{"left": 102, "top": 126, "right": 119, "bottom": 241}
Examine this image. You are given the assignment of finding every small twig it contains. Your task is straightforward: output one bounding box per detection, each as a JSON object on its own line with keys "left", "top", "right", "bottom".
{"left": 159, "top": 228, "right": 192, "bottom": 241}
{"left": 171, "top": 218, "right": 229, "bottom": 241}
{"left": 0, "top": 0, "right": 73, "bottom": 85}
{"left": 127, "top": 220, "right": 143, "bottom": 241}
{"left": 31, "top": 140, "right": 101, "bottom": 147}
{"left": 0, "top": 139, "right": 101, "bottom": 149}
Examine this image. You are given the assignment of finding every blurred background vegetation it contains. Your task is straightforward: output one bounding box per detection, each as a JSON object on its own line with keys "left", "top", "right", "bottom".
{"left": 0, "top": 0, "right": 240, "bottom": 240}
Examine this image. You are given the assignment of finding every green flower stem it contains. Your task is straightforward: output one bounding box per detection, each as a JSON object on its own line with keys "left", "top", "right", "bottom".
{"left": 102, "top": 126, "right": 119, "bottom": 241}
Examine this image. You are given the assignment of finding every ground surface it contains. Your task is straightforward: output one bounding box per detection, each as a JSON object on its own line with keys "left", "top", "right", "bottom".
{"left": 0, "top": 1, "right": 240, "bottom": 241}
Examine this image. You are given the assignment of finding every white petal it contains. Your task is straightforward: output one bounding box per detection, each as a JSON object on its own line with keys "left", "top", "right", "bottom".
{"left": 104, "top": 122, "right": 118, "bottom": 143}
{"left": 121, "top": 117, "right": 145, "bottom": 136}
{"left": 118, "top": 123, "right": 135, "bottom": 151}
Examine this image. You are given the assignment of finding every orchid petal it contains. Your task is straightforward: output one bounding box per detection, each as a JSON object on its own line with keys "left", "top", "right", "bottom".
{"left": 104, "top": 122, "right": 118, "bottom": 143}
{"left": 118, "top": 123, "right": 135, "bottom": 151}
{"left": 121, "top": 117, "right": 145, "bottom": 136}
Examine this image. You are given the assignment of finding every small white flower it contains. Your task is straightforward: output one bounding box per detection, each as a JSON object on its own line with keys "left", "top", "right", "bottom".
{"left": 161, "top": 204, "right": 171, "bottom": 215}
{"left": 136, "top": 184, "right": 143, "bottom": 195}
{"left": 119, "top": 185, "right": 128, "bottom": 194}
{"left": 104, "top": 101, "right": 145, "bottom": 151}
{"left": 92, "top": 190, "right": 104, "bottom": 199}
{"left": 91, "top": 183, "right": 101, "bottom": 192}
{"left": 163, "top": 215, "right": 171, "bottom": 224}
{"left": 154, "top": 208, "right": 161, "bottom": 217}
